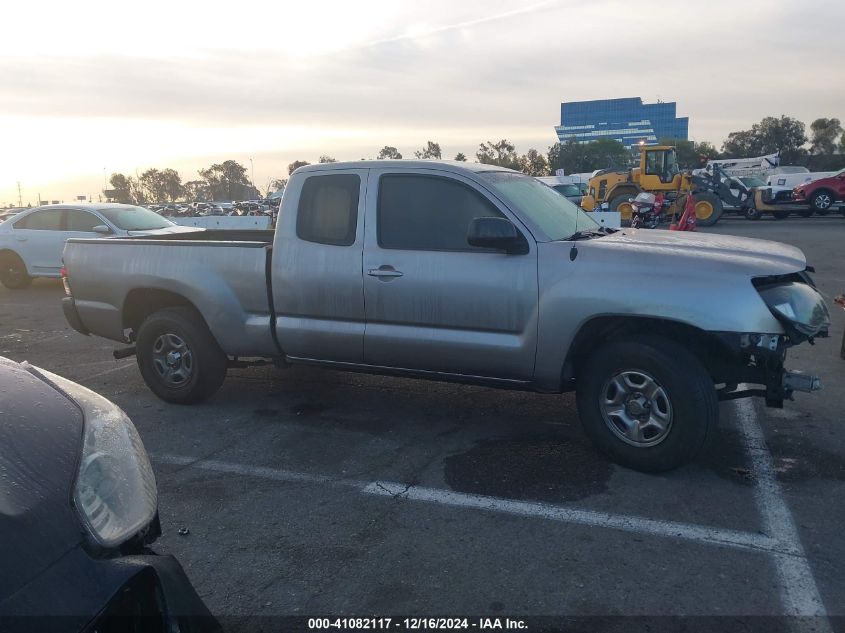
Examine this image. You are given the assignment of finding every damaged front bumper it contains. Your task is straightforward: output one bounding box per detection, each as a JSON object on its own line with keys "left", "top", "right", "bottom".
{"left": 710, "top": 331, "right": 823, "bottom": 407}
{"left": 0, "top": 545, "right": 220, "bottom": 633}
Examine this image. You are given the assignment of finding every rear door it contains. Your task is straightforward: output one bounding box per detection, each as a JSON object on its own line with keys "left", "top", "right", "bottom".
{"left": 9, "top": 209, "right": 65, "bottom": 274}
{"left": 272, "top": 169, "right": 368, "bottom": 363}
{"left": 361, "top": 169, "right": 539, "bottom": 380}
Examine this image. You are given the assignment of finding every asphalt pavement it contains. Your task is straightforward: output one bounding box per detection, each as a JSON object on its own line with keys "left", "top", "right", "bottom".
{"left": 1, "top": 214, "right": 842, "bottom": 632}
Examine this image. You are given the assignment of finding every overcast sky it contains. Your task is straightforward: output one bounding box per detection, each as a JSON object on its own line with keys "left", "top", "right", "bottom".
{"left": 2, "top": 0, "right": 843, "bottom": 203}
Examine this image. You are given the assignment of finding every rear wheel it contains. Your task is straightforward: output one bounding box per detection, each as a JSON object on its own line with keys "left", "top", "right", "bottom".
{"left": 772, "top": 209, "right": 791, "bottom": 220}
{"left": 0, "top": 252, "right": 32, "bottom": 289}
{"left": 797, "top": 209, "right": 814, "bottom": 218}
{"left": 691, "top": 192, "right": 723, "bottom": 226}
{"left": 136, "top": 307, "right": 227, "bottom": 404}
{"left": 576, "top": 335, "right": 718, "bottom": 472}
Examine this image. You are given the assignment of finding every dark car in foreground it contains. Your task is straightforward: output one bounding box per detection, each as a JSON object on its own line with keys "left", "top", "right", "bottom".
{"left": 0, "top": 356, "right": 219, "bottom": 633}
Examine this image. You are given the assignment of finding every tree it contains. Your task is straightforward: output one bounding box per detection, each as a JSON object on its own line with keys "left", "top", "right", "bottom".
{"left": 520, "top": 148, "right": 550, "bottom": 176}
{"left": 756, "top": 116, "right": 807, "bottom": 163}
{"left": 287, "top": 160, "right": 311, "bottom": 175}
{"left": 659, "top": 138, "right": 720, "bottom": 169}
{"left": 128, "top": 176, "right": 146, "bottom": 205}
{"left": 722, "top": 115, "right": 807, "bottom": 163}
{"left": 139, "top": 168, "right": 168, "bottom": 202}
{"left": 377, "top": 146, "right": 402, "bottom": 160}
{"left": 318, "top": 155, "right": 337, "bottom": 163}
{"left": 414, "top": 141, "right": 442, "bottom": 160}
{"left": 476, "top": 139, "right": 521, "bottom": 170}
{"left": 198, "top": 160, "right": 252, "bottom": 201}
{"left": 548, "top": 138, "right": 628, "bottom": 175}
{"left": 183, "top": 180, "right": 209, "bottom": 202}
{"left": 160, "top": 168, "right": 184, "bottom": 202}
{"left": 722, "top": 129, "right": 761, "bottom": 158}
{"left": 107, "top": 173, "right": 133, "bottom": 204}
{"left": 269, "top": 178, "right": 287, "bottom": 192}
{"left": 809, "top": 118, "right": 843, "bottom": 156}
{"left": 454, "top": 153, "right": 467, "bottom": 162}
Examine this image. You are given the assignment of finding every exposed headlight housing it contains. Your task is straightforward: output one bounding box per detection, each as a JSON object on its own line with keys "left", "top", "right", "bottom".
{"left": 757, "top": 282, "right": 831, "bottom": 343}
{"left": 34, "top": 368, "right": 158, "bottom": 548}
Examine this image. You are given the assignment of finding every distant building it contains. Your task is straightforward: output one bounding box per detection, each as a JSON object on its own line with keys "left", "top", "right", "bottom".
{"left": 555, "top": 97, "right": 689, "bottom": 148}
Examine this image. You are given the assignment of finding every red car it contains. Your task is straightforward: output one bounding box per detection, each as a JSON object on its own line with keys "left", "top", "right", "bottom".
{"left": 793, "top": 167, "right": 845, "bottom": 214}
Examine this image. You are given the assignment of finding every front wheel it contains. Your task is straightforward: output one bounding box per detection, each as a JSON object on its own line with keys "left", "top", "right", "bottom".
{"left": 136, "top": 307, "right": 227, "bottom": 404}
{"left": 576, "top": 335, "right": 718, "bottom": 472}
{"left": 691, "top": 192, "right": 723, "bottom": 226}
{"left": 810, "top": 190, "right": 834, "bottom": 213}
{"left": 797, "top": 209, "right": 814, "bottom": 218}
{"left": 772, "top": 209, "right": 791, "bottom": 220}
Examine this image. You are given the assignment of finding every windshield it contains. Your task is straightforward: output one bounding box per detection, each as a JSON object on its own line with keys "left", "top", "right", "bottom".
{"left": 480, "top": 172, "right": 599, "bottom": 241}
{"left": 552, "top": 184, "right": 582, "bottom": 197}
{"left": 740, "top": 177, "right": 766, "bottom": 187}
{"left": 99, "top": 206, "right": 173, "bottom": 231}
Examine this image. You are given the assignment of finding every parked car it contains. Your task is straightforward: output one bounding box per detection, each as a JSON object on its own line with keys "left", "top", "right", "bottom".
{"left": 61, "top": 160, "right": 830, "bottom": 473}
{"left": 0, "top": 209, "right": 23, "bottom": 223}
{"left": 792, "top": 167, "right": 845, "bottom": 214}
{"left": 0, "top": 355, "right": 219, "bottom": 632}
{"left": 536, "top": 177, "right": 584, "bottom": 205}
{"left": 0, "top": 204, "right": 204, "bottom": 289}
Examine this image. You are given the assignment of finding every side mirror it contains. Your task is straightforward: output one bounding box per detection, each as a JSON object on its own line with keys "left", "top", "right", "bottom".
{"left": 92, "top": 225, "right": 112, "bottom": 234}
{"left": 467, "top": 217, "right": 527, "bottom": 254}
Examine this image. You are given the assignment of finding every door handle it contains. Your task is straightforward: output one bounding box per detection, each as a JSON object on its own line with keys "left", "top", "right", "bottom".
{"left": 368, "top": 266, "right": 403, "bottom": 279}
{"left": 14, "top": 236, "right": 27, "bottom": 242}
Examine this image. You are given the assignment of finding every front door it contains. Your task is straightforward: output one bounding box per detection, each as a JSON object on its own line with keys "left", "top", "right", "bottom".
{"left": 362, "top": 170, "right": 539, "bottom": 380}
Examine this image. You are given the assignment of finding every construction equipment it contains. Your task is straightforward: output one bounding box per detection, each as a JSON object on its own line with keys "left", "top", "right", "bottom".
{"left": 580, "top": 145, "right": 752, "bottom": 226}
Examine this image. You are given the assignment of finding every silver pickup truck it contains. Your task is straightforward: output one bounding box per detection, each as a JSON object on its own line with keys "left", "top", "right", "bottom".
{"left": 61, "top": 160, "right": 831, "bottom": 472}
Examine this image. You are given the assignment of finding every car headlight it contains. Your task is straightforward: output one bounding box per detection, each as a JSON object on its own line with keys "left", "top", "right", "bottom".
{"left": 35, "top": 368, "right": 157, "bottom": 548}
{"left": 757, "top": 282, "right": 831, "bottom": 342}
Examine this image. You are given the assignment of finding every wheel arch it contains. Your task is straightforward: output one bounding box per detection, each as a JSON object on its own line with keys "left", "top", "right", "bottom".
{"left": 561, "top": 315, "right": 737, "bottom": 389}
{"left": 123, "top": 288, "right": 207, "bottom": 340}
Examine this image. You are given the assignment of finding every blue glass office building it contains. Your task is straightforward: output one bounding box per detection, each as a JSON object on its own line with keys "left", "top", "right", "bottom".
{"left": 555, "top": 97, "right": 689, "bottom": 147}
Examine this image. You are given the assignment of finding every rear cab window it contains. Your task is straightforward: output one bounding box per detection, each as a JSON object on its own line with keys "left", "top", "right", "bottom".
{"left": 296, "top": 174, "right": 360, "bottom": 246}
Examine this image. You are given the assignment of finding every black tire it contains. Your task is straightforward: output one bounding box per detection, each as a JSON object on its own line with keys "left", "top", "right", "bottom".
{"left": 772, "top": 209, "right": 790, "bottom": 220}
{"left": 809, "top": 190, "right": 834, "bottom": 213}
{"left": 797, "top": 209, "right": 813, "bottom": 218}
{"left": 692, "top": 191, "right": 723, "bottom": 227}
{"left": 609, "top": 193, "right": 636, "bottom": 224}
{"left": 743, "top": 206, "right": 762, "bottom": 220}
{"left": 136, "top": 307, "right": 227, "bottom": 404}
{"left": 0, "top": 252, "right": 32, "bottom": 289}
{"left": 575, "top": 335, "right": 718, "bottom": 473}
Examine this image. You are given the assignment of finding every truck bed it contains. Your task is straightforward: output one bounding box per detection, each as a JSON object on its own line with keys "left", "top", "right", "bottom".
{"left": 63, "top": 232, "right": 277, "bottom": 357}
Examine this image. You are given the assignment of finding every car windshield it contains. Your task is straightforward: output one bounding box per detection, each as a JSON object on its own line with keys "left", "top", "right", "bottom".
{"left": 553, "top": 184, "right": 582, "bottom": 197}
{"left": 99, "top": 206, "right": 174, "bottom": 231}
{"left": 480, "top": 171, "right": 599, "bottom": 241}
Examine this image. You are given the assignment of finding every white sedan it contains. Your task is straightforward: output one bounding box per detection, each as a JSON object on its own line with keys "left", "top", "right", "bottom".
{"left": 0, "top": 203, "right": 203, "bottom": 289}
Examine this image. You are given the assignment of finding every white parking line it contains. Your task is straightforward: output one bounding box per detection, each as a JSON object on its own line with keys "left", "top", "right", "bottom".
{"left": 152, "top": 398, "right": 832, "bottom": 624}
{"left": 734, "top": 398, "right": 830, "bottom": 623}
{"left": 154, "top": 452, "right": 783, "bottom": 556}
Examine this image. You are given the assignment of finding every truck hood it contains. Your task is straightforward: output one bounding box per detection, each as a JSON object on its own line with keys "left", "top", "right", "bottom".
{"left": 584, "top": 229, "right": 806, "bottom": 277}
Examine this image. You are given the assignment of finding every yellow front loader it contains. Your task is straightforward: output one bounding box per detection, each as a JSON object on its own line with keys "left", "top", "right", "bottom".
{"left": 580, "top": 146, "right": 727, "bottom": 226}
